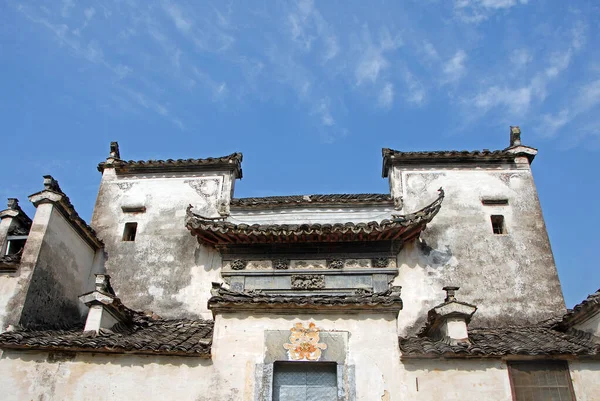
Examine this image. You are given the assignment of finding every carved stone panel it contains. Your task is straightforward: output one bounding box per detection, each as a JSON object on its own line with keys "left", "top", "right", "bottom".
{"left": 291, "top": 274, "right": 325, "bottom": 290}
{"left": 326, "top": 259, "right": 344, "bottom": 269}
{"left": 371, "top": 258, "right": 390, "bottom": 268}
{"left": 231, "top": 259, "right": 248, "bottom": 270}
{"left": 272, "top": 259, "right": 290, "bottom": 270}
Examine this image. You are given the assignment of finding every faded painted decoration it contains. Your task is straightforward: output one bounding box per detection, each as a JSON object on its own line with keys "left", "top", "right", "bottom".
{"left": 283, "top": 322, "right": 327, "bottom": 361}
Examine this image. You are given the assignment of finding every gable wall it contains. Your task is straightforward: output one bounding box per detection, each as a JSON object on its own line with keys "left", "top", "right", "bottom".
{"left": 388, "top": 159, "right": 565, "bottom": 334}
{"left": 90, "top": 168, "right": 234, "bottom": 319}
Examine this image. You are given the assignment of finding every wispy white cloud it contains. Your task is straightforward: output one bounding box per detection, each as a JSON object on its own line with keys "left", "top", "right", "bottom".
{"left": 442, "top": 50, "right": 467, "bottom": 83}
{"left": 192, "top": 67, "right": 229, "bottom": 102}
{"left": 162, "top": 1, "right": 192, "bottom": 33}
{"left": 467, "top": 20, "right": 588, "bottom": 119}
{"left": 61, "top": 0, "right": 74, "bottom": 18}
{"left": 540, "top": 80, "right": 600, "bottom": 137}
{"left": 286, "top": 0, "right": 339, "bottom": 63}
{"left": 161, "top": 2, "right": 234, "bottom": 52}
{"left": 378, "top": 82, "right": 394, "bottom": 109}
{"left": 454, "top": 0, "right": 529, "bottom": 23}
{"left": 84, "top": 7, "right": 95, "bottom": 21}
{"left": 472, "top": 86, "right": 532, "bottom": 115}
{"left": 313, "top": 97, "right": 335, "bottom": 126}
{"left": 422, "top": 41, "right": 439, "bottom": 61}
{"left": 123, "top": 88, "right": 185, "bottom": 129}
{"left": 510, "top": 48, "right": 532, "bottom": 68}
{"left": 403, "top": 69, "right": 426, "bottom": 106}
{"left": 354, "top": 26, "right": 402, "bottom": 85}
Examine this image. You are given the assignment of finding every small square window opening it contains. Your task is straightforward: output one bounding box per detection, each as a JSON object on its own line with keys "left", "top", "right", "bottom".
{"left": 491, "top": 215, "right": 506, "bottom": 234}
{"left": 122, "top": 222, "right": 138, "bottom": 241}
{"left": 5, "top": 238, "right": 26, "bottom": 255}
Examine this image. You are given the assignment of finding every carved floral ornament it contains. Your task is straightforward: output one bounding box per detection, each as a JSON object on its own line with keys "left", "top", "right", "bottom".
{"left": 283, "top": 322, "right": 327, "bottom": 361}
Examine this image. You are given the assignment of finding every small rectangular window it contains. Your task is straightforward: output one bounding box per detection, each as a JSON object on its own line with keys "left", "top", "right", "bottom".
{"left": 508, "top": 361, "right": 576, "bottom": 401}
{"left": 491, "top": 215, "right": 506, "bottom": 234}
{"left": 482, "top": 198, "right": 509, "bottom": 206}
{"left": 5, "top": 236, "right": 27, "bottom": 256}
{"left": 122, "top": 222, "right": 138, "bottom": 241}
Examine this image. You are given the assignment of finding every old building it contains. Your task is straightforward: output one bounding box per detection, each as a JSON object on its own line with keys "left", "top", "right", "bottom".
{"left": 0, "top": 127, "right": 598, "bottom": 400}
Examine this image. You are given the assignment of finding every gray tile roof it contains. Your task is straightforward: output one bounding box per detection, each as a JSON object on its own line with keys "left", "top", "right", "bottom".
{"left": 208, "top": 287, "right": 403, "bottom": 312}
{"left": 556, "top": 289, "right": 600, "bottom": 330}
{"left": 0, "top": 316, "right": 213, "bottom": 357}
{"left": 187, "top": 190, "right": 443, "bottom": 246}
{"left": 28, "top": 176, "right": 103, "bottom": 250}
{"left": 98, "top": 152, "right": 243, "bottom": 177}
{"left": 230, "top": 193, "right": 393, "bottom": 208}
{"left": 399, "top": 326, "right": 599, "bottom": 359}
{"left": 381, "top": 147, "right": 537, "bottom": 177}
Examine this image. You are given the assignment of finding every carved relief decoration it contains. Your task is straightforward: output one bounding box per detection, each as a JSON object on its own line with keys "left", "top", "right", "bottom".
{"left": 273, "top": 259, "right": 290, "bottom": 270}
{"left": 230, "top": 259, "right": 247, "bottom": 270}
{"left": 186, "top": 178, "right": 221, "bottom": 198}
{"left": 406, "top": 173, "right": 444, "bottom": 196}
{"left": 326, "top": 259, "right": 344, "bottom": 269}
{"left": 116, "top": 182, "right": 135, "bottom": 192}
{"left": 185, "top": 178, "right": 222, "bottom": 215}
{"left": 291, "top": 274, "right": 325, "bottom": 290}
{"left": 371, "top": 258, "right": 390, "bottom": 268}
{"left": 498, "top": 173, "right": 520, "bottom": 187}
{"left": 283, "top": 322, "right": 327, "bottom": 361}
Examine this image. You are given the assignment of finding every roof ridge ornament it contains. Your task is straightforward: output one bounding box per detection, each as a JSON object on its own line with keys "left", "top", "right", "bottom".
{"left": 43, "top": 175, "right": 61, "bottom": 192}
{"left": 510, "top": 126, "right": 521, "bottom": 146}
{"left": 7, "top": 198, "right": 18, "bottom": 210}
{"left": 443, "top": 285, "right": 459, "bottom": 302}
{"left": 109, "top": 141, "right": 121, "bottom": 159}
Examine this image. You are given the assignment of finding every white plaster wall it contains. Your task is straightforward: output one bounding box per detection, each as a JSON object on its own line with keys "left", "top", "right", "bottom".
{"left": 0, "top": 217, "right": 12, "bottom": 254}
{"left": 91, "top": 169, "right": 230, "bottom": 319}
{"left": 569, "top": 360, "right": 600, "bottom": 401}
{"left": 390, "top": 165, "right": 565, "bottom": 334}
{"left": 398, "top": 359, "right": 513, "bottom": 401}
{"left": 0, "top": 275, "right": 22, "bottom": 332}
{"left": 0, "top": 204, "right": 52, "bottom": 331}
{"left": 212, "top": 312, "right": 403, "bottom": 400}
{"left": 1, "top": 343, "right": 598, "bottom": 400}
{"left": 230, "top": 205, "right": 395, "bottom": 225}
{"left": 43, "top": 208, "right": 97, "bottom": 317}
{"left": 0, "top": 351, "right": 216, "bottom": 401}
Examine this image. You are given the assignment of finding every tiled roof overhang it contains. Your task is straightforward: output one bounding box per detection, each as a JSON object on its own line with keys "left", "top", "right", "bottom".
{"left": 399, "top": 326, "right": 600, "bottom": 359}
{"left": 29, "top": 176, "right": 103, "bottom": 250}
{"left": 555, "top": 289, "right": 600, "bottom": 330}
{"left": 208, "top": 288, "right": 403, "bottom": 313}
{"left": 381, "top": 147, "right": 537, "bottom": 177}
{"left": 0, "top": 317, "right": 213, "bottom": 357}
{"left": 187, "top": 190, "right": 444, "bottom": 246}
{"left": 98, "top": 152, "right": 243, "bottom": 178}
{"left": 230, "top": 193, "right": 393, "bottom": 209}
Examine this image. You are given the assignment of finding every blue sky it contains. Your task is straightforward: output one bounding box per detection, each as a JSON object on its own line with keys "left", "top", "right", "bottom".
{"left": 1, "top": 0, "right": 598, "bottom": 307}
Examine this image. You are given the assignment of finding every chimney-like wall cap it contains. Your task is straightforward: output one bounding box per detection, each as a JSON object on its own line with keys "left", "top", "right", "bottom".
{"left": 109, "top": 141, "right": 120, "bottom": 159}
{"left": 510, "top": 126, "right": 522, "bottom": 146}
{"left": 443, "top": 286, "right": 460, "bottom": 302}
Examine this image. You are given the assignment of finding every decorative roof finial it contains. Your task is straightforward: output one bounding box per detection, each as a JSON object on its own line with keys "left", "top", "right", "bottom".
{"left": 443, "top": 286, "right": 460, "bottom": 302}
{"left": 110, "top": 141, "right": 120, "bottom": 159}
{"left": 43, "top": 175, "right": 61, "bottom": 192}
{"left": 510, "top": 126, "right": 521, "bottom": 147}
{"left": 7, "top": 198, "right": 18, "bottom": 210}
